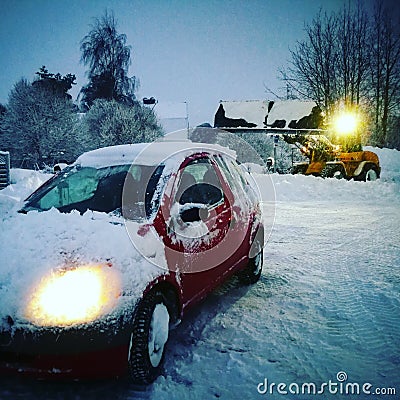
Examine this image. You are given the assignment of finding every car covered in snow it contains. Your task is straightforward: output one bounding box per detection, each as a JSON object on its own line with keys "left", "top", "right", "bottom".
{"left": 0, "top": 138, "right": 264, "bottom": 383}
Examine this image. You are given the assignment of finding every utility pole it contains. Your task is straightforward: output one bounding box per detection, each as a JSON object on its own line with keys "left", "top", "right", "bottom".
{"left": 273, "top": 135, "right": 279, "bottom": 173}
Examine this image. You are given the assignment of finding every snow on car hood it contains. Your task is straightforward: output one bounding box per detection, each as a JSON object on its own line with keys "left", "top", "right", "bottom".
{"left": 0, "top": 205, "right": 166, "bottom": 329}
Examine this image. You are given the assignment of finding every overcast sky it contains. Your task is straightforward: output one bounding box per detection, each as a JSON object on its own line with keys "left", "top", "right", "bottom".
{"left": 1, "top": 0, "right": 397, "bottom": 128}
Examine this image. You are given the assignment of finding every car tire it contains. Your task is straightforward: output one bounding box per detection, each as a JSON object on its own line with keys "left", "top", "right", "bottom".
{"left": 238, "top": 251, "right": 263, "bottom": 284}
{"left": 128, "top": 291, "right": 170, "bottom": 384}
{"left": 320, "top": 164, "right": 346, "bottom": 179}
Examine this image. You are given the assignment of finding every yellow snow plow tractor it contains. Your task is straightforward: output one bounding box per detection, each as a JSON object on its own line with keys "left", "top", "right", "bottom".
{"left": 283, "top": 109, "right": 380, "bottom": 181}
{"left": 283, "top": 133, "right": 380, "bottom": 181}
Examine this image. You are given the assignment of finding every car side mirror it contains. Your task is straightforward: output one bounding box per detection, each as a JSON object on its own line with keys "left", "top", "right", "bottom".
{"left": 180, "top": 205, "right": 209, "bottom": 223}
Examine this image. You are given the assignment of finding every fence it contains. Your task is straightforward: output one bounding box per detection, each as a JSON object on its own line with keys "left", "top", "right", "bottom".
{"left": 0, "top": 151, "right": 11, "bottom": 189}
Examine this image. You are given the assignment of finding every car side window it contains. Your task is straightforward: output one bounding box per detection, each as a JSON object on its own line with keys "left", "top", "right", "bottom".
{"left": 175, "top": 158, "right": 223, "bottom": 207}
{"left": 215, "top": 155, "right": 249, "bottom": 193}
{"left": 213, "top": 156, "right": 235, "bottom": 188}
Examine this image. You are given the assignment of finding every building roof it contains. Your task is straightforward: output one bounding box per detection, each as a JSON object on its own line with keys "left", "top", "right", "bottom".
{"left": 214, "top": 100, "right": 319, "bottom": 129}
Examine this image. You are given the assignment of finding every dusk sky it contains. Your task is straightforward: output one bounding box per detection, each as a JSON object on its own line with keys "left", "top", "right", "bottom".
{"left": 1, "top": 0, "right": 397, "bottom": 128}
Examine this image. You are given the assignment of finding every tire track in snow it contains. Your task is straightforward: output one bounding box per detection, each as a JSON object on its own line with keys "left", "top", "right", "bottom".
{"left": 268, "top": 202, "right": 400, "bottom": 390}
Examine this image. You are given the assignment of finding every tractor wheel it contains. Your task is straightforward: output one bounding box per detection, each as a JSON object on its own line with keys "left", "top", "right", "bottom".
{"left": 291, "top": 164, "right": 308, "bottom": 175}
{"left": 128, "top": 291, "right": 170, "bottom": 384}
{"left": 320, "top": 164, "right": 346, "bottom": 179}
{"left": 357, "top": 164, "right": 380, "bottom": 181}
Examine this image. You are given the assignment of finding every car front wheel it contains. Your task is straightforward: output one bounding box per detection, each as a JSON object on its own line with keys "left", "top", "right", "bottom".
{"left": 238, "top": 250, "right": 263, "bottom": 284}
{"left": 128, "top": 291, "right": 170, "bottom": 384}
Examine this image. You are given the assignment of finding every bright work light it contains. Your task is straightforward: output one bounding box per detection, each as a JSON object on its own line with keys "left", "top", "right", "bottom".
{"left": 334, "top": 112, "right": 358, "bottom": 135}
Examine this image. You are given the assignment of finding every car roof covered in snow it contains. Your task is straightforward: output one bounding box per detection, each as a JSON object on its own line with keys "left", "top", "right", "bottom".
{"left": 75, "top": 139, "right": 236, "bottom": 169}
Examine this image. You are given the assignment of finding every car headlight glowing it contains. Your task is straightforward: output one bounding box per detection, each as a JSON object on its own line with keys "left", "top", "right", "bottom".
{"left": 25, "top": 264, "right": 120, "bottom": 326}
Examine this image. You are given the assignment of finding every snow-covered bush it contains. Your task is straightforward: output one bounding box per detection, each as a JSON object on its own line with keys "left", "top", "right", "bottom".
{"left": 80, "top": 99, "right": 164, "bottom": 152}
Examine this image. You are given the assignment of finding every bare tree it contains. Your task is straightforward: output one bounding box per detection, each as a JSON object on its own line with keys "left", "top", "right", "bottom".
{"left": 336, "top": 2, "right": 369, "bottom": 106}
{"left": 286, "top": 11, "right": 339, "bottom": 117}
{"left": 369, "top": 1, "right": 400, "bottom": 147}
{"left": 286, "top": 5, "right": 370, "bottom": 116}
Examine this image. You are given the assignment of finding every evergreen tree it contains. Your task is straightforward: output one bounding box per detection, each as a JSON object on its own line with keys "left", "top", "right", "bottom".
{"left": 0, "top": 104, "right": 6, "bottom": 117}
{"left": 33, "top": 65, "right": 76, "bottom": 100}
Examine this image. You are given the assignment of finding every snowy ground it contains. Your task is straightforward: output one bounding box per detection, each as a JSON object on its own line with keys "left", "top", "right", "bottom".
{"left": 0, "top": 147, "right": 399, "bottom": 399}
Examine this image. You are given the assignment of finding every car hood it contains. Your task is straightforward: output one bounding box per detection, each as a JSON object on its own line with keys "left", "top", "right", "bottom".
{"left": 0, "top": 207, "right": 166, "bottom": 329}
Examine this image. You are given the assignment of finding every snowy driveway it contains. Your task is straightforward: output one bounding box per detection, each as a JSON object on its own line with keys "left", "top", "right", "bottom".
{"left": 1, "top": 198, "right": 398, "bottom": 400}
{"left": 154, "top": 200, "right": 400, "bottom": 399}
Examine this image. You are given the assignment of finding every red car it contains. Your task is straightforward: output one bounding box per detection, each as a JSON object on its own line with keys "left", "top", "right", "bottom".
{"left": 0, "top": 139, "right": 264, "bottom": 383}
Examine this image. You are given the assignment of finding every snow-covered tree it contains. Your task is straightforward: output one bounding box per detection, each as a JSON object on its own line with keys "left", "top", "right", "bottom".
{"left": 79, "top": 10, "right": 137, "bottom": 109}
{"left": 77, "top": 11, "right": 163, "bottom": 148}
{"left": 1, "top": 78, "right": 78, "bottom": 168}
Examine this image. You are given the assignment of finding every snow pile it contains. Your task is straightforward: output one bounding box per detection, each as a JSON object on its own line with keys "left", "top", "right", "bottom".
{"left": 2, "top": 169, "right": 50, "bottom": 201}
{"left": 365, "top": 146, "right": 400, "bottom": 183}
{"left": 0, "top": 169, "right": 51, "bottom": 219}
{"left": 168, "top": 202, "right": 210, "bottom": 241}
{"left": 269, "top": 173, "right": 399, "bottom": 202}
{"left": 76, "top": 140, "right": 236, "bottom": 171}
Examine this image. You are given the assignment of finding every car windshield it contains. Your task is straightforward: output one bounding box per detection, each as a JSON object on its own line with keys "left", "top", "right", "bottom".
{"left": 22, "top": 164, "right": 165, "bottom": 219}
